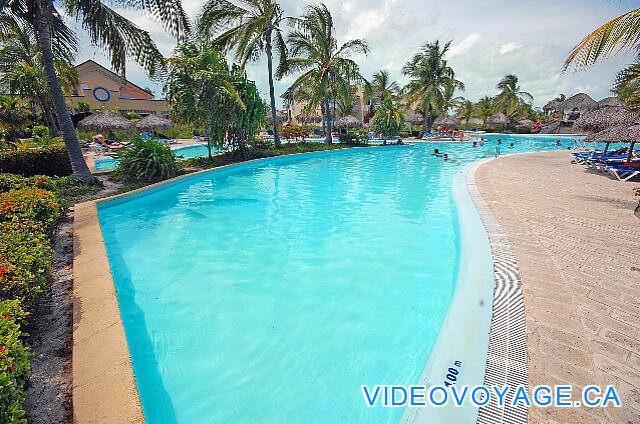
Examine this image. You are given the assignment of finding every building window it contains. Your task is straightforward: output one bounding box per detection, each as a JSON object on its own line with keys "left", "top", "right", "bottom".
{"left": 93, "top": 87, "right": 111, "bottom": 102}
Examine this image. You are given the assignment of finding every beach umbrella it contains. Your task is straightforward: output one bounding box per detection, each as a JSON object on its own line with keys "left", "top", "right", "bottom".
{"left": 486, "top": 112, "right": 510, "bottom": 130}
{"left": 573, "top": 106, "right": 639, "bottom": 133}
{"left": 77, "top": 111, "right": 134, "bottom": 132}
{"left": 585, "top": 124, "right": 640, "bottom": 161}
{"left": 597, "top": 96, "right": 625, "bottom": 109}
{"left": 433, "top": 115, "right": 460, "bottom": 128}
{"left": 560, "top": 93, "right": 598, "bottom": 117}
{"left": 335, "top": 115, "right": 361, "bottom": 128}
{"left": 543, "top": 100, "right": 561, "bottom": 114}
{"left": 135, "top": 114, "right": 173, "bottom": 131}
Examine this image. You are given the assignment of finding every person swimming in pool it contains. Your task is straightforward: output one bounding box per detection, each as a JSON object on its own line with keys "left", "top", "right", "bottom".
{"left": 508, "top": 143, "right": 514, "bottom": 149}
{"left": 556, "top": 139, "right": 562, "bottom": 146}
{"left": 472, "top": 141, "right": 478, "bottom": 148}
{"left": 495, "top": 143, "right": 501, "bottom": 158}
{"left": 432, "top": 148, "right": 442, "bottom": 156}
{"left": 479, "top": 138, "right": 485, "bottom": 146}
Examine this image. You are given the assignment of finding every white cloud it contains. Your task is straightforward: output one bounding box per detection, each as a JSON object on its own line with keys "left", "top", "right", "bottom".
{"left": 449, "top": 32, "right": 482, "bottom": 58}
{"left": 499, "top": 42, "right": 522, "bottom": 55}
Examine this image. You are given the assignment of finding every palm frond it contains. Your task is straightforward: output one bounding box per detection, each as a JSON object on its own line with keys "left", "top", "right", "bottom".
{"left": 564, "top": 7, "right": 640, "bottom": 70}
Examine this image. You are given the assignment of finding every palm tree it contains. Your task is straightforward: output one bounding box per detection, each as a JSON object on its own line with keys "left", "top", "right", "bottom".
{"left": 440, "top": 80, "right": 465, "bottom": 116}
{"left": 4, "top": 0, "right": 190, "bottom": 183}
{"left": 370, "top": 70, "right": 399, "bottom": 101}
{"left": 402, "top": 40, "right": 462, "bottom": 136}
{"left": 554, "top": 94, "right": 566, "bottom": 102}
{"left": 371, "top": 95, "right": 404, "bottom": 144}
{"left": 474, "top": 96, "right": 495, "bottom": 125}
{"left": 613, "top": 61, "right": 640, "bottom": 110}
{"left": 495, "top": 74, "right": 533, "bottom": 114}
{"left": 277, "top": 4, "right": 369, "bottom": 144}
{"left": 199, "top": 0, "right": 286, "bottom": 148}
{"left": 456, "top": 99, "right": 474, "bottom": 125}
{"left": 564, "top": 7, "right": 640, "bottom": 70}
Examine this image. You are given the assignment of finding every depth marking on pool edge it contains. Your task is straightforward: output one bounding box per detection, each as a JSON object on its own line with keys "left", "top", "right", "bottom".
{"left": 467, "top": 160, "right": 529, "bottom": 424}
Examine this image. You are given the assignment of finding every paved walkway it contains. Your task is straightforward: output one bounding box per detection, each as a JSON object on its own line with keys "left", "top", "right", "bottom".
{"left": 476, "top": 150, "right": 640, "bottom": 424}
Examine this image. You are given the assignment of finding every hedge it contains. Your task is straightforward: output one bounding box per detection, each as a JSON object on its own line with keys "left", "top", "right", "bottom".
{"left": 0, "top": 300, "right": 30, "bottom": 423}
{"left": 0, "top": 144, "right": 72, "bottom": 177}
{"left": 0, "top": 175, "right": 54, "bottom": 194}
{"left": 0, "top": 220, "right": 52, "bottom": 302}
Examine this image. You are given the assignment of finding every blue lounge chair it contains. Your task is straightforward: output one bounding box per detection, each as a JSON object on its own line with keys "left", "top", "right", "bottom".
{"left": 603, "top": 164, "right": 640, "bottom": 181}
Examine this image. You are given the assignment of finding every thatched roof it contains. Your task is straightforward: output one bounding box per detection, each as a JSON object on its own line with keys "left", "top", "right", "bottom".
{"left": 597, "top": 96, "right": 625, "bottom": 109}
{"left": 516, "top": 119, "right": 535, "bottom": 128}
{"left": 296, "top": 113, "right": 322, "bottom": 124}
{"left": 77, "top": 111, "right": 134, "bottom": 132}
{"left": 135, "top": 114, "right": 173, "bottom": 131}
{"left": 561, "top": 93, "right": 597, "bottom": 112}
{"left": 486, "top": 112, "right": 510, "bottom": 126}
{"left": 539, "top": 122, "right": 560, "bottom": 134}
{"left": 335, "top": 115, "right": 360, "bottom": 128}
{"left": 584, "top": 124, "right": 640, "bottom": 143}
{"left": 543, "top": 100, "right": 561, "bottom": 112}
{"left": 464, "top": 117, "right": 484, "bottom": 126}
{"left": 405, "top": 112, "right": 423, "bottom": 123}
{"left": 434, "top": 115, "right": 461, "bottom": 127}
{"left": 572, "top": 106, "right": 639, "bottom": 133}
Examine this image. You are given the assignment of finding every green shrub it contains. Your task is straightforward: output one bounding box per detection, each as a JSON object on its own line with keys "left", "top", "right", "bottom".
{"left": 338, "top": 133, "right": 368, "bottom": 145}
{"left": 0, "top": 174, "right": 53, "bottom": 194}
{"left": 115, "top": 138, "right": 179, "bottom": 183}
{"left": 31, "top": 126, "right": 51, "bottom": 147}
{"left": 0, "top": 144, "right": 72, "bottom": 177}
{"left": 0, "top": 220, "right": 52, "bottom": 302}
{"left": 0, "top": 299, "right": 30, "bottom": 423}
{"left": 0, "top": 187, "right": 63, "bottom": 229}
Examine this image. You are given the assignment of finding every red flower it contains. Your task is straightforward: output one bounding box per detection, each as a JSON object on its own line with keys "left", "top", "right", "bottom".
{"left": 0, "top": 266, "right": 5, "bottom": 277}
{"left": 3, "top": 315, "right": 11, "bottom": 319}
{"left": 9, "top": 364, "right": 16, "bottom": 372}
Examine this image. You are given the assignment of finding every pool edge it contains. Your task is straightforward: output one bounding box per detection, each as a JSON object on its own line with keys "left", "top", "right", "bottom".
{"left": 72, "top": 200, "right": 145, "bottom": 423}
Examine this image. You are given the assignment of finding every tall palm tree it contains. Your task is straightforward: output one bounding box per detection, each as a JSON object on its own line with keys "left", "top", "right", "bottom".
{"left": 199, "top": 0, "right": 287, "bottom": 148}
{"left": 495, "top": 74, "right": 533, "bottom": 114}
{"left": 371, "top": 95, "right": 404, "bottom": 144}
{"left": 440, "top": 80, "right": 465, "bottom": 116}
{"left": 456, "top": 99, "right": 474, "bottom": 124}
{"left": 402, "top": 40, "right": 461, "bottom": 136}
{"left": 474, "top": 96, "right": 495, "bottom": 125}
{"left": 370, "top": 70, "right": 399, "bottom": 101}
{"left": 277, "top": 4, "right": 369, "bottom": 144}
{"left": 4, "top": 0, "right": 190, "bottom": 183}
{"left": 564, "top": 7, "right": 640, "bottom": 70}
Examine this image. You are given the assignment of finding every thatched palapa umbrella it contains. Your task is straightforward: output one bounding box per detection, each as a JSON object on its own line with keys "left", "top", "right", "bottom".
{"left": 335, "top": 115, "right": 360, "bottom": 128}
{"left": 434, "top": 115, "right": 460, "bottom": 128}
{"left": 77, "top": 111, "right": 134, "bottom": 132}
{"left": 597, "top": 97, "right": 625, "bottom": 109}
{"left": 573, "top": 106, "right": 639, "bottom": 133}
{"left": 585, "top": 124, "right": 640, "bottom": 161}
{"left": 135, "top": 114, "right": 173, "bottom": 131}
{"left": 543, "top": 100, "right": 561, "bottom": 114}
{"left": 561, "top": 93, "right": 598, "bottom": 117}
{"left": 296, "top": 113, "right": 322, "bottom": 125}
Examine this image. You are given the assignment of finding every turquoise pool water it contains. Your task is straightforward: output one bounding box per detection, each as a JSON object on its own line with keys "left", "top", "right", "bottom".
{"left": 98, "top": 134, "right": 580, "bottom": 423}
{"left": 94, "top": 143, "right": 221, "bottom": 171}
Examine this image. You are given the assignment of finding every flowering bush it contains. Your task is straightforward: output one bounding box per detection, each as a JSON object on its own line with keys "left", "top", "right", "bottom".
{"left": 0, "top": 220, "right": 52, "bottom": 302}
{"left": 281, "top": 125, "right": 310, "bottom": 141}
{"left": 0, "top": 187, "right": 63, "bottom": 229}
{"left": 0, "top": 299, "right": 30, "bottom": 423}
{"left": 0, "top": 174, "right": 53, "bottom": 194}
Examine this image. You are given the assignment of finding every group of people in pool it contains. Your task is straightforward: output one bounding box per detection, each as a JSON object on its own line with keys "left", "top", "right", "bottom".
{"left": 431, "top": 138, "right": 569, "bottom": 161}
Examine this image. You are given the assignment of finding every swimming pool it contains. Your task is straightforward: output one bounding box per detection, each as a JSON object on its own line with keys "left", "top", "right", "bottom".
{"left": 93, "top": 143, "right": 221, "bottom": 171}
{"left": 97, "top": 135, "right": 581, "bottom": 423}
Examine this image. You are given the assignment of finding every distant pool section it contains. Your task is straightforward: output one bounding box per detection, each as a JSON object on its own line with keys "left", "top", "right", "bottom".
{"left": 98, "top": 134, "right": 584, "bottom": 423}
{"left": 93, "top": 143, "right": 222, "bottom": 171}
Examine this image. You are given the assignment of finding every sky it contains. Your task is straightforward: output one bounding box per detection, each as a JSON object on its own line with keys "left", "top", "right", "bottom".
{"left": 67, "top": 0, "right": 637, "bottom": 109}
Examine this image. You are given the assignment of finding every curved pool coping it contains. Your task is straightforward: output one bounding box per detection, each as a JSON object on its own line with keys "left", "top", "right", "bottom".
{"left": 73, "top": 145, "right": 528, "bottom": 423}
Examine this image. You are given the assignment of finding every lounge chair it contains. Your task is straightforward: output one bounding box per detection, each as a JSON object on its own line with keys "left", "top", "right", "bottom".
{"left": 604, "top": 164, "right": 640, "bottom": 181}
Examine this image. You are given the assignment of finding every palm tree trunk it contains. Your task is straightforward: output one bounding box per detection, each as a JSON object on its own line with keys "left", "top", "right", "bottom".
{"left": 324, "top": 95, "right": 333, "bottom": 144}
{"left": 35, "top": 0, "right": 94, "bottom": 183}
{"left": 39, "top": 98, "right": 59, "bottom": 137}
{"left": 265, "top": 33, "right": 281, "bottom": 148}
